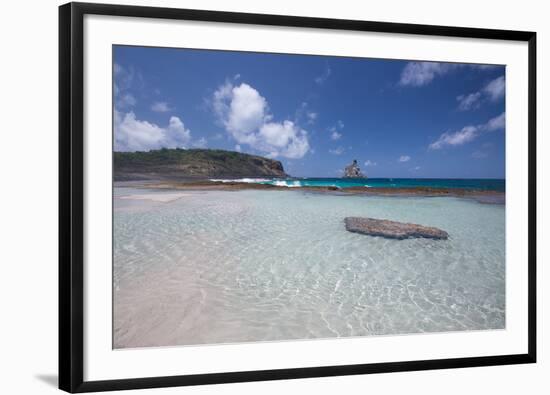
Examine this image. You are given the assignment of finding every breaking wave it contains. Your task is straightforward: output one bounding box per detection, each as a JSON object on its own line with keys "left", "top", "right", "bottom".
{"left": 271, "top": 180, "right": 302, "bottom": 187}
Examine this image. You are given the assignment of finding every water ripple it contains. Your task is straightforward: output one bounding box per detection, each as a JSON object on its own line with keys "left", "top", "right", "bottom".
{"left": 113, "top": 189, "right": 505, "bottom": 348}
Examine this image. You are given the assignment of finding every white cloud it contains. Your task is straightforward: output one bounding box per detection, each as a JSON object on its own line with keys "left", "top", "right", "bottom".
{"left": 114, "top": 63, "right": 135, "bottom": 91}
{"left": 400, "top": 62, "right": 499, "bottom": 87}
{"left": 151, "top": 101, "right": 173, "bottom": 113}
{"left": 114, "top": 110, "right": 191, "bottom": 152}
{"left": 399, "top": 62, "right": 456, "bottom": 87}
{"left": 457, "top": 76, "right": 505, "bottom": 111}
{"left": 315, "top": 63, "right": 331, "bottom": 85}
{"left": 213, "top": 82, "right": 268, "bottom": 144}
{"left": 328, "top": 120, "right": 344, "bottom": 140}
{"left": 235, "top": 144, "right": 242, "bottom": 152}
{"left": 429, "top": 126, "right": 478, "bottom": 150}
{"left": 330, "top": 131, "right": 342, "bottom": 140}
{"left": 295, "top": 102, "right": 318, "bottom": 125}
{"left": 212, "top": 81, "right": 310, "bottom": 159}
{"left": 114, "top": 63, "right": 123, "bottom": 75}
{"left": 483, "top": 75, "right": 505, "bottom": 101}
{"left": 259, "top": 121, "right": 310, "bottom": 159}
{"left": 117, "top": 93, "right": 136, "bottom": 108}
{"left": 364, "top": 160, "right": 377, "bottom": 166}
{"left": 192, "top": 137, "right": 208, "bottom": 148}
{"left": 398, "top": 155, "right": 411, "bottom": 162}
{"left": 113, "top": 64, "right": 195, "bottom": 152}
{"left": 429, "top": 112, "right": 505, "bottom": 150}
{"left": 113, "top": 64, "right": 141, "bottom": 110}
{"left": 329, "top": 146, "right": 345, "bottom": 155}
{"left": 485, "top": 112, "right": 505, "bottom": 131}
{"left": 306, "top": 111, "right": 318, "bottom": 124}
{"left": 456, "top": 92, "right": 482, "bottom": 111}
{"left": 472, "top": 150, "right": 488, "bottom": 159}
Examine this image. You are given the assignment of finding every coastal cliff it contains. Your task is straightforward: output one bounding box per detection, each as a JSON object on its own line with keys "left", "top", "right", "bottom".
{"left": 343, "top": 160, "right": 365, "bottom": 178}
{"left": 114, "top": 148, "right": 287, "bottom": 181}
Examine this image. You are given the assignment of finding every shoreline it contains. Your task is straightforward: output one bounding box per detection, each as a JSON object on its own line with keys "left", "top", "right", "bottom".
{"left": 115, "top": 180, "right": 505, "bottom": 204}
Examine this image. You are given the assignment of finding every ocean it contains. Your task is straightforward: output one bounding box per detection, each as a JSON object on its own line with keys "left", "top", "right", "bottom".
{"left": 113, "top": 187, "right": 505, "bottom": 348}
{"left": 210, "top": 177, "right": 506, "bottom": 191}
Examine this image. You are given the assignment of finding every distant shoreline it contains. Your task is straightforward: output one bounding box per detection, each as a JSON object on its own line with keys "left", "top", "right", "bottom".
{"left": 115, "top": 180, "right": 505, "bottom": 204}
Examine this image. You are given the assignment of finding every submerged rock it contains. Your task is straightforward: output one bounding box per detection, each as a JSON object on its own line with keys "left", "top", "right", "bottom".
{"left": 344, "top": 217, "right": 448, "bottom": 240}
{"left": 343, "top": 160, "right": 365, "bottom": 178}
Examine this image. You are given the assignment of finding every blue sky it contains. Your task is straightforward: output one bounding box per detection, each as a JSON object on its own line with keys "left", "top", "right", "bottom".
{"left": 114, "top": 45, "right": 505, "bottom": 178}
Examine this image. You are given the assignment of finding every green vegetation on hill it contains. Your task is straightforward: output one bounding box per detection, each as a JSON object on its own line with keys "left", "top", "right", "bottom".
{"left": 113, "top": 148, "right": 287, "bottom": 181}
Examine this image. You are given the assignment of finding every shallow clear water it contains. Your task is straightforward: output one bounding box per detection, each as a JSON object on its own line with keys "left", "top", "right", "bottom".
{"left": 113, "top": 188, "right": 505, "bottom": 349}
{"left": 210, "top": 177, "right": 506, "bottom": 191}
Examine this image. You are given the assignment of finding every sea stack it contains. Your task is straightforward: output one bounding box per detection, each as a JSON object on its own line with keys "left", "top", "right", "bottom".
{"left": 343, "top": 159, "right": 365, "bottom": 178}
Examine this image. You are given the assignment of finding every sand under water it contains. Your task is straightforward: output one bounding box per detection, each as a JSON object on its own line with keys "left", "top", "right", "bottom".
{"left": 113, "top": 187, "right": 505, "bottom": 349}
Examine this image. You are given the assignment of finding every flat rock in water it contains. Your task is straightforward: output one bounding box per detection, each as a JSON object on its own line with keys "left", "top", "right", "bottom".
{"left": 344, "top": 217, "right": 448, "bottom": 240}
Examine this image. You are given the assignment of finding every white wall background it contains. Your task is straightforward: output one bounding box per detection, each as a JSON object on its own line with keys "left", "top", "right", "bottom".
{"left": 0, "top": 0, "right": 547, "bottom": 393}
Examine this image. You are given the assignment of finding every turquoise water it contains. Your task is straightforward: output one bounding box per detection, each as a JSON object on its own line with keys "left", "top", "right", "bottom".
{"left": 211, "top": 177, "right": 505, "bottom": 191}
{"left": 113, "top": 188, "right": 505, "bottom": 348}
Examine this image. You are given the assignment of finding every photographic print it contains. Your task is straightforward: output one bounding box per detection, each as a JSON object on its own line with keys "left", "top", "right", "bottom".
{"left": 59, "top": 4, "right": 536, "bottom": 391}
{"left": 112, "top": 46, "right": 506, "bottom": 349}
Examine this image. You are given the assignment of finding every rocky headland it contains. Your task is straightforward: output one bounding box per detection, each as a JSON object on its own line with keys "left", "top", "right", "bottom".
{"left": 114, "top": 148, "right": 287, "bottom": 181}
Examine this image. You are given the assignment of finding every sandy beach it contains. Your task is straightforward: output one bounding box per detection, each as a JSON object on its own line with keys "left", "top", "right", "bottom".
{"left": 114, "top": 187, "right": 505, "bottom": 348}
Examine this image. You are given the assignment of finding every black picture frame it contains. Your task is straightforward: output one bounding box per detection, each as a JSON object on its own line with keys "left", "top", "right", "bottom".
{"left": 59, "top": 2, "right": 537, "bottom": 393}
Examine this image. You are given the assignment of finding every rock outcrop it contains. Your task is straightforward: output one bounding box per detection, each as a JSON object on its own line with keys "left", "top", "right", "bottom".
{"left": 344, "top": 217, "right": 449, "bottom": 240}
{"left": 114, "top": 148, "right": 288, "bottom": 181}
{"left": 343, "top": 160, "right": 365, "bottom": 178}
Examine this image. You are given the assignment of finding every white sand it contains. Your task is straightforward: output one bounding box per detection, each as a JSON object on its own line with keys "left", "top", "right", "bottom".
{"left": 118, "top": 192, "right": 192, "bottom": 203}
